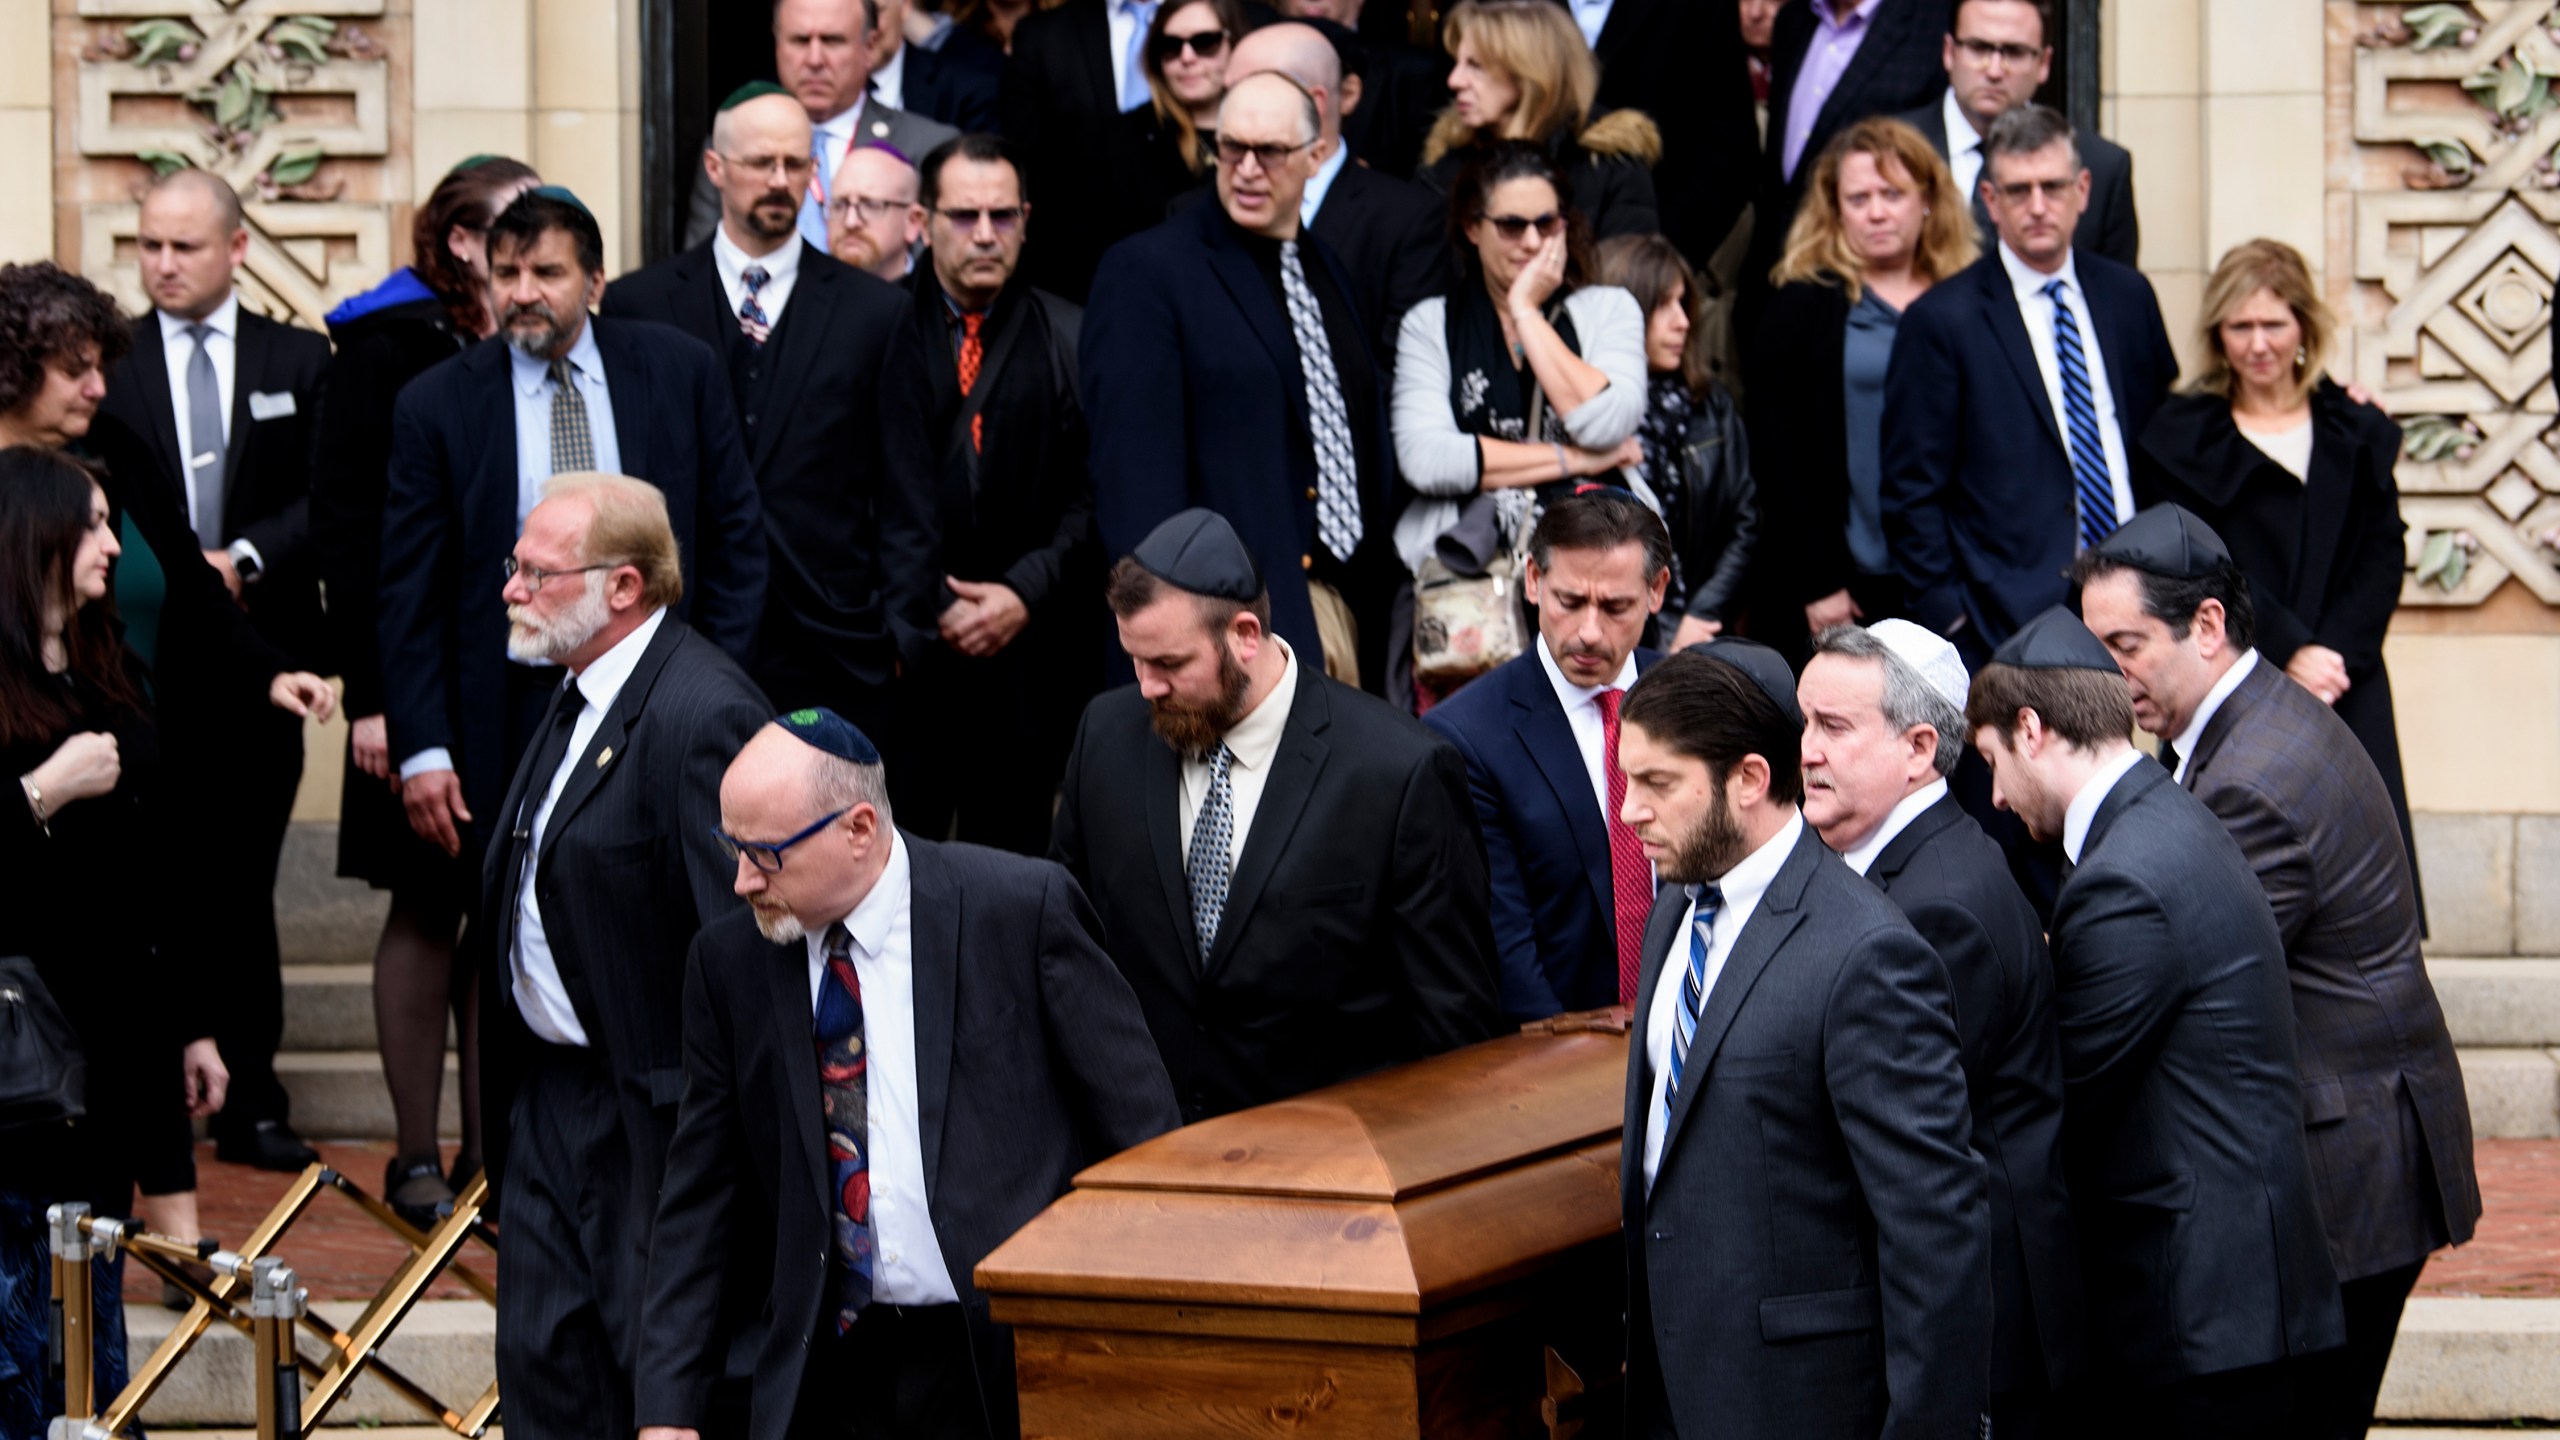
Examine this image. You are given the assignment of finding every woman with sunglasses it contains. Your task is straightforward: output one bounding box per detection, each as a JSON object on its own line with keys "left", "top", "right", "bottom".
{"left": 1415, "top": 0, "right": 1661, "bottom": 243}
{"left": 1389, "top": 144, "right": 1647, "bottom": 702}
{"left": 1141, "top": 0, "right": 1253, "bottom": 182}
{"left": 1746, "top": 116, "right": 1976, "bottom": 666}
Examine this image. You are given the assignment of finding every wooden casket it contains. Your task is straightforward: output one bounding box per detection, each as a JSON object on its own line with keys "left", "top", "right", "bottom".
{"left": 975, "top": 1021, "right": 1632, "bottom": 1439}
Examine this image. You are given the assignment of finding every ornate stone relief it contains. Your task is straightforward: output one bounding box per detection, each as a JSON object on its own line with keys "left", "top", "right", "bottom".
{"left": 2352, "top": 1, "right": 2560, "bottom": 603}
{"left": 72, "top": 0, "right": 392, "bottom": 330}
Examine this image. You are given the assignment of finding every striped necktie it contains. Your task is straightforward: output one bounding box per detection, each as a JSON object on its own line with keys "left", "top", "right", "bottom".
{"left": 1662, "top": 884, "right": 1727, "bottom": 1121}
{"left": 547, "top": 357, "right": 595, "bottom": 474}
{"left": 1277, "top": 239, "right": 1363, "bottom": 562}
{"left": 2043, "top": 277, "right": 2118, "bottom": 548}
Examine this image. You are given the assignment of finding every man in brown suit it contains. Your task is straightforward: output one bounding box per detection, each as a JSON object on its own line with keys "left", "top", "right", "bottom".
{"left": 2074, "top": 504, "right": 2478, "bottom": 1440}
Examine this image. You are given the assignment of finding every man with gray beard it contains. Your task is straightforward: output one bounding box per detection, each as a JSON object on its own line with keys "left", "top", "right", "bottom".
{"left": 475, "top": 472, "right": 768, "bottom": 1440}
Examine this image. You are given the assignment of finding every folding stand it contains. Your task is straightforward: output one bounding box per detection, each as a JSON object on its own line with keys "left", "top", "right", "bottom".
{"left": 47, "top": 1165, "right": 499, "bottom": 1440}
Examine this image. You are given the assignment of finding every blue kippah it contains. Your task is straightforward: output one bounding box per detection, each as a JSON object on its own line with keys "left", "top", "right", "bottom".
{"left": 529, "top": 184, "right": 591, "bottom": 216}
{"left": 774, "top": 707, "right": 882, "bottom": 764}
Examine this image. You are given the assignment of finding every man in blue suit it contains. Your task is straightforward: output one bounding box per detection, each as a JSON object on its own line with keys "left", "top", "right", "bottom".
{"left": 1082, "top": 71, "right": 1398, "bottom": 691}
{"left": 1882, "top": 103, "right": 2177, "bottom": 666}
{"left": 1424, "top": 490, "right": 1669, "bottom": 1022}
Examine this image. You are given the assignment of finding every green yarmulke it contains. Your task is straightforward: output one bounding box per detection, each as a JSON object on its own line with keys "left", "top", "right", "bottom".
{"left": 720, "top": 80, "right": 795, "bottom": 111}
{"left": 529, "top": 184, "right": 592, "bottom": 216}
{"left": 451, "top": 153, "right": 508, "bottom": 175}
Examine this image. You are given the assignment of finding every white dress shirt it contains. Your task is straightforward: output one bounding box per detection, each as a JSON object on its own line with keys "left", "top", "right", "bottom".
{"left": 1943, "top": 88, "right": 1986, "bottom": 210}
{"left": 1998, "top": 242, "right": 2136, "bottom": 536}
{"left": 713, "top": 223, "right": 803, "bottom": 327}
{"left": 159, "top": 296, "right": 242, "bottom": 543}
{"left": 870, "top": 43, "right": 908, "bottom": 112}
{"left": 509, "top": 607, "right": 667, "bottom": 1047}
{"left": 1177, "top": 639, "right": 1300, "bottom": 870}
{"left": 814, "top": 99, "right": 870, "bottom": 195}
{"left": 506, "top": 320, "right": 623, "bottom": 525}
{"left": 802, "top": 831, "right": 962, "bottom": 1304}
{"left": 1838, "top": 777, "right": 1951, "bottom": 876}
{"left": 2168, "top": 648, "right": 2258, "bottom": 785}
{"left": 2060, "top": 746, "right": 2147, "bottom": 864}
{"left": 1534, "top": 636, "right": 1640, "bottom": 826}
{"left": 1568, "top": 0, "right": 1615, "bottom": 48}
{"left": 1641, "top": 809, "right": 1804, "bottom": 1190}
{"left": 1301, "top": 141, "right": 1350, "bottom": 228}
{"left": 1107, "top": 0, "right": 1156, "bottom": 113}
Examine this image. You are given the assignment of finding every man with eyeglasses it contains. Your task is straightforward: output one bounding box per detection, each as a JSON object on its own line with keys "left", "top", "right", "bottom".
{"left": 1893, "top": 0, "right": 2138, "bottom": 266}
{"left": 894, "top": 134, "right": 1099, "bottom": 854}
{"left": 828, "top": 144, "right": 928, "bottom": 280}
{"left": 472, "top": 472, "right": 769, "bottom": 1440}
{"left": 1085, "top": 69, "right": 1402, "bottom": 694}
{"left": 636, "top": 707, "right": 1175, "bottom": 1440}
{"left": 607, "top": 84, "right": 941, "bottom": 758}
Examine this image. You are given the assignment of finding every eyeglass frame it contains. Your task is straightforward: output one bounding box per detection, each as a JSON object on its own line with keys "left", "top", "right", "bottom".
{"left": 931, "top": 205, "right": 1028, "bottom": 233}
{"left": 1214, "top": 136, "right": 1315, "bottom": 173}
{"left": 711, "top": 807, "right": 848, "bottom": 874}
{"left": 721, "top": 151, "right": 817, "bottom": 181}
{"left": 500, "top": 556, "right": 618, "bottom": 594}
{"left": 1987, "top": 175, "right": 2082, "bottom": 205}
{"left": 1472, "top": 211, "right": 1566, "bottom": 241}
{"left": 829, "top": 193, "right": 918, "bottom": 225}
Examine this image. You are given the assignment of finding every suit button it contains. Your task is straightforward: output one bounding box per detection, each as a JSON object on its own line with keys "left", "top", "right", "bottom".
{"left": 1300, "top": 554, "right": 1313, "bottom": 570}
{"left": 1304, "top": 487, "right": 1316, "bottom": 501}
{"left": 744, "top": 413, "right": 759, "bottom": 426}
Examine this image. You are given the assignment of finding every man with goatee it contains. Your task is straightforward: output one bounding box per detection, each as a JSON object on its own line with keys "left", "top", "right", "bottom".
{"left": 1052, "top": 508, "right": 1499, "bottom": 1122}
{"left": 1616, "top": 641, "right": 1990, "bottom": 1440}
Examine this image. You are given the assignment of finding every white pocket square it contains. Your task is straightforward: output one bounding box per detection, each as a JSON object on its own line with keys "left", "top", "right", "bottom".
{"left": 248, "top": 390, "right": 297, "bottom": 420}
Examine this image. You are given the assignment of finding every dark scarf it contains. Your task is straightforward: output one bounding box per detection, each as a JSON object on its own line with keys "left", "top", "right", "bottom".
{"left": 1637, "top": 373, "right": 1696, "bottom": 604}
{"left": 1445, "top": 278, "right": 1582, "bottom": 449}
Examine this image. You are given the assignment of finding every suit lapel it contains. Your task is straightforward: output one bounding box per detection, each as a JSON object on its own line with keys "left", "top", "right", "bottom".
{"left": 2082, "top": 266, "right": 2144, "bottom": 429}
{"left": 1071, "top": 0, "right": 1117, "bottom": 115}
{"left": 1201, "top": 217, "right": 1311, "bottom": 431}
{"left": 1815, "top": 0, "right": 1917, "bottom": 137}
{"left": 905, "top": 837, "right": 959, "bottom": 1206}
{"left": 1656, "top": 827, "right": 1821, "bottom": 1165}
{"left": 538, "top": 617, "right": 681, "bottom": 854}
{"left": 767, "top": 931, "right": 832, "bottom": 1222}
{"left": 2181, "top": 658, "right": 2272, "bottom": 786}
{"left": 1980, "top": 263, "right": 2066, "bottom": 454}
{"left": 682, "top": 246, "right": 735, "bottom": 349}
{"left": 1143, "top": 735, "right": 1206, "bottom": 982}
{"left": 596, "top": 320, "right": 653, "bottom": 478}
{"left": 1509, "top": 668, "right": 1612, "bottom": 918}
{"left": 1207, "top": 666, "right": 1330, "bottom": 976}
{"left": 750, "top": 245, "right": 836, "bottom": 470}
{"left": 2079, "top": 757, "right": 2165, "bottom": 858}
{"left": 224, "top": 311, "right": 270, "bottom": 483}
{"left": 1588, "top": 0, "right": 1649, "bottom": 61}
{"left": 1865, "top": 793, "right": 1964, "bottom": 886}
{"left": 128, "top": 319, "right": 185, "bottom": 500}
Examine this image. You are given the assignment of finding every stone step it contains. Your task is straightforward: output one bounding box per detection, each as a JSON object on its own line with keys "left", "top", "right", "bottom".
{"left": 278, "top": 1051, "right": 460, "bottom": 1143}
{"left": 283, "top": 965, "right": 376, "bottom": 1051}
{"left": 276, "top": 822, "right": 391, "bottom": 968}
{"left": 2457, "top": 1046, "right": 2560, "bottom": 1140}
{"left": 2378, "top": 1298, "right": 2560, "bottom": 1423}
{"left": 125, "top": 1298, "right": 494, "bottom": 1427}
{"left": 2431, "top": 957, "right": 2560, "bottom": 1047}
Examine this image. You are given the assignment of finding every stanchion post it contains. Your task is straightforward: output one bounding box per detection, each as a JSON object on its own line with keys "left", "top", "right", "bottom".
{"left": 249, "top": 1257, "right": 307, "bottom": 1440}
{"left": 46, "top": 1202, "right": 93, "bottom": 1435}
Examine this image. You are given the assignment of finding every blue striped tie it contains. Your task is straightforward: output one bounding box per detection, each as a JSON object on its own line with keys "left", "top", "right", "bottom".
{"left": 1662, "top": 883, "right": 1726, "bottom": 1121}
{"left": 2044, "top": 278, "right": 2118, "bottom": 549}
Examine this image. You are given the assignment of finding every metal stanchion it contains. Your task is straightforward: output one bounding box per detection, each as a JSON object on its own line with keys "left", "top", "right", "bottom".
{"left": 248, "top": 1258, "right": 307, "bottom": 1440}
{"left": 45, "top": 1202, "right": 95, "bottom": 1440}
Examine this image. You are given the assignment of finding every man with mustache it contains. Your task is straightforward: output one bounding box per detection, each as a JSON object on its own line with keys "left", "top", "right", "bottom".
{"left": 1052, "top": 507, "right": 1499, "bottom": 1121}
{"left": 474, "top": 472, "right": 768, "bottom": 1440}
{"left": 1615, "top": 639, "right": 1989, "bottom": 1440}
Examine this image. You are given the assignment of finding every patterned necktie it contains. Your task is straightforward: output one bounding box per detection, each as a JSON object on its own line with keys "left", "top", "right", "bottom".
{"left": 957, "top": 311, "right": 985, "bottom": 454}
{"left": 183, "top": 322, "right": 226, "bottom": 548}
{"left": 1277, "top": 240, "right": 1363, "bottom": 562}
{"left": 1596, "top": 690, "right": 1653, "bottom": 1005}
{"left": 737, "top": 264, "right": 773, "bottom": 347}
{"left": 798, "top": 127, "right": 833, "bottom": 251}
{"left": 547, "top": 357, "right": 595, "bottom": 474}
{"left": 1662, "top": 884, "right": 1727, "bottom": 1120}
{"left": 2043, "top": 278, "right": 2118, "bottom": 549}
{"left": 813, "top": 921, "right": 874, "bottom": 1332}
{"left": 1185, "top": 742, "right": 1236, "bottom": 963}
{"left": 1120, "top": 0, "right": 1160, "bottom": 112}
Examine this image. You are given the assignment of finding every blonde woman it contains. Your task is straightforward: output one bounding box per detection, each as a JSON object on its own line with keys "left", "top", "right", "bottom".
{"left": 1744, "top": 116, "right": 1976, "bottom": 663}
{"left": 1415, "top": 0, "right": 1661, "bottom": 240}
{"left": 2134, "top": 238, "right": 2418, "bottom": 885}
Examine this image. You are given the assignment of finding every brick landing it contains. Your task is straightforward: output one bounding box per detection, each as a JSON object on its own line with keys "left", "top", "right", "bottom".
{"left": 2417, "top": 1140, "right": 2560, "bottom": 1299}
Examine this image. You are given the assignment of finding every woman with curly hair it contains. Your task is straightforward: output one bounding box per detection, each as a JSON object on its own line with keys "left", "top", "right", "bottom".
{"left": 1415, "top": 0, "right": 1662, "bottom": 241}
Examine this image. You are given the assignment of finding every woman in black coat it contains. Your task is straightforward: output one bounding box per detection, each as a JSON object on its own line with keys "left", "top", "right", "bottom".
{"left": 1414, "top": 0, "right": 1661, "bottom": 240}
{"left": 2137, "top": 238, "right": 2422, "bottom": 903}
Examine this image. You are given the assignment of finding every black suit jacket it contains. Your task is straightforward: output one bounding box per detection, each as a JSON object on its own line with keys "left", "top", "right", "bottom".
{"left": 1565, "top": 0, "right": 1761, "bottom": 260}
{"left": 1169, "top": 156, "right": 1456, "bottom": 363}
{"left": 1744, "top": 279, "right": 1859, "bottom": 623}
{"left": 1341, "top": 38, "right": 1448, "bottom": 181}
{"left": 2050, "top": 758, "right": 2344, "bottom": 1385}
{"left": 377, "top": 320, "right": 769, "bottom": 837}
{"left": 1052, "top": 661, "right": 1501, "bottom": 1121}
{"left": 1420, "top": 647, "right": 1661, "bottom": 1023}
{"left": 1081, "top": 201, "right": 1392, "bottom": 664}
{"left": 477, "top": 615, "right": 770, "bottom": 1216}
{"left": 1623, "top": 822, "right": 1989, "bottom": 1440}
{"left": 635, "top": 839, "right": 1179, "bottom": 1440}
{"left": 98, "top": 306, "right": 332, "bottom": 666}
{"left": 1003, "top": 0, "right": 1182, "bottom": 301}
{"left": 603, "top": 242, "right": 942, "bottom": 709}
{"left": 1864, "top": 793, "right": 2081, "bottom": 1395}
{"left": 901, "top": 38, "right": 1002, "bottom": 133}
{"left": 1894, "top": 100, "right": 2139, "bottom": 268}
{"left": 1881, "top": 250, "right": 2177, "bottom": 658}
{"left": 2179, "top": 659, "right": 2479, "bottom": 1280}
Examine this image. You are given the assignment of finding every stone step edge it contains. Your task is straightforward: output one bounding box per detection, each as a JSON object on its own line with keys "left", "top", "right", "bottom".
{"left": 125, "top": 1298, "right": 494, "bottom": 1427}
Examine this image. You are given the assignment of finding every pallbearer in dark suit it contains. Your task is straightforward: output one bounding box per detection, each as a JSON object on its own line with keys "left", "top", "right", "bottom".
{"left": 635, "top": 712, "right": 1178, "bottom": 1440}
{"left": 1053, "top": 509, "right": 1500, "bottom": 1121}
{"left": 1797, "top": 620, "right": 2079, "bottom": 1436}
{"left": 1421, "top": 491, "right": 1669, "bottom": 1022}
{"left": 2074, "top": 506, "right": 2478, "bottom": 1440}
{"left": 1964, "top": 608, "right": 2344, "bottom": 1439}
{"left": 902, "top": 135, "right": 1098, "bottom": 853}
{"left": 477, "top": 475, "right": 770, "bottom": 1440}
{"left": 96, "top": 168, "right": 333, "bottom": 1171}
{"left": 1616, "top": 641, "right": 1989, "bottom": 1440}
{"left": 604, "top": 85, "right": 940, "bottom": 747}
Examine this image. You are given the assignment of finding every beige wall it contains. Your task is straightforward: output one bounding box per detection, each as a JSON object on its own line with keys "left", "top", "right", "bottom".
{"left": 0, "top": 2, "right": 52, "bottom": 262}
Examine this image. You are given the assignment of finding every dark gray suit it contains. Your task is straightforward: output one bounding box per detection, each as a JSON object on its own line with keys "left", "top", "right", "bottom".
{"left": 682, "top": 102, "right": 961, "bottom": 251}
{"left": 1623, "top": 821, "right": 1990, "bottom": 1440}
{"left": 1893, "top": 101, "right": 2139, "bottom": 268}
{"left": 2050, "top": 757, "right": 2344, "bottom": 1397}
{"left": 1863, "top": 793, "right": 2081, "bottom": 1402}
{"left": 636, "top": 839, "right": 1179, "bottom": 1440}
{"left": 478, "top": 615, "right": 770, "bottom": 1440}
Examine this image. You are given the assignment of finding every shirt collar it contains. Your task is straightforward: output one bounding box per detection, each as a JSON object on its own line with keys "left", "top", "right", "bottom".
{"left": 1535, "top": 634, "right": 1638, "bottom": 714}
{"left": 1838, "top": 777, "right": 1950, "bottom": 876}
{"left": 1942, "top": 87, "right": 1983, "bottom": 152}
{"left": 1809, "top": 0, "right": 1878, "bottom": 30}
{"left": 2061, "top": 746, "right": 2145, "bottom": 863}
{"left": 871, "top": 43, "right": 907, "bottom": 109}
{"left": 568, "top": 605, "right": 667, "bottom": 718}
{"left": 2170, "top": 649, "right": 2258, "bottom": 781}
{"left": 814, "top": 95, "right": 868, "bottom": 147}
{"left": 509, "top": 318, "right": 605, "bottom": 398}
{"left": 1695, "top": 810, "right": 1803, "bottom": 920}
{"left": 159, "top": 291, "right": 239, "bottom": 343}
{"left": 811, "top": 827, "right": 911, "bottom": 966}
{"left": 1301, "top": 141, "right": 1350, "bottom": 226}
{"left": 713, "top": 225, "right": 801, "bottom": 286}
{"left": 2000, "top": 238, "right": 2080, "bottom": 303}
{"left": 1216, "top": 637, "right": 1299, "bottom": 774}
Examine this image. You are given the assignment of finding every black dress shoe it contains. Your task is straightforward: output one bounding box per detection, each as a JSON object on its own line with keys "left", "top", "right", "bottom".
{"left": 215, "top": 1120, "right": 322, "bottom": 1172}
{"left": 385, "top": 1153, "right": 456, "bottom": 1230}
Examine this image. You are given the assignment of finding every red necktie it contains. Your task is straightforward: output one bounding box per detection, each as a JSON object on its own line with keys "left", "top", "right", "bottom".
{"left": 1597, "top": 688, "right": 1653, "bottom": 1005}
{"left": 957, "top": 312, "right": 985, "bottom": 454}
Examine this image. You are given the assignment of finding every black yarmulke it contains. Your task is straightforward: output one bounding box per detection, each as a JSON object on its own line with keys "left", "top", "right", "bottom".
{"left": 1991, "top": 605, "right": 2123, "bottom": 672}
{"left": 1694, "top": 636, "right": 1805, "bottom": 732}
{"left": 1131, "top": 509, "right": 1264, "bottom": 602}
{"left": 2091, "top": 503, "right": 2232, "bottom": 579}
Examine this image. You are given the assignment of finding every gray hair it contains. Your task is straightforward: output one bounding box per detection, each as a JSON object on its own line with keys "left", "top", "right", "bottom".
{"left": 810, "top": 749, "right": 894, "bottom": 829}
{"left": 1811, "top": 625, "right": 1966, "bottom": 777}
{"left": 1981, "top": 103, "right": 2083, "bottom": 179}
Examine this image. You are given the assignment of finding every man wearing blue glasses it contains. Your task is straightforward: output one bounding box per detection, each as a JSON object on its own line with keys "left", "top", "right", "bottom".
{"left": 475, "top": 472, "right": 770, "bottom": 1440}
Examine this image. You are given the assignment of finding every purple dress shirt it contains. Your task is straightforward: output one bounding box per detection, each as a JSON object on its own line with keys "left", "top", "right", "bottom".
{"left": 1780, "top": 0, "right": 1882, "bottom": 181}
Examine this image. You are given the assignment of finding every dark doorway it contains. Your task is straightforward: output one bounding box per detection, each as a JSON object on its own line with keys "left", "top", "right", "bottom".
{"left": 643, "top": 0, "right": 784, "bottom": 262}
